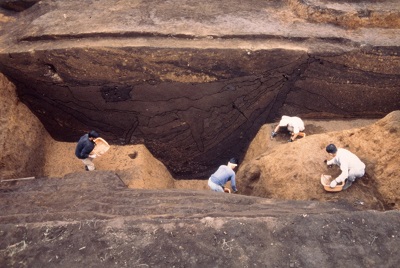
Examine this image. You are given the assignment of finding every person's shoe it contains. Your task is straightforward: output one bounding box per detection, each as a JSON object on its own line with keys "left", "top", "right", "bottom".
{"left": 85, "top": 166, "right": 89, "bottom": 171}
{"left": 343, "top": 180, "right": 353, "bottom": 190}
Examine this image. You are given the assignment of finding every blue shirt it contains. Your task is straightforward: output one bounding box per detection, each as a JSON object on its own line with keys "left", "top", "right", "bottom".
{"left": 210, "top": 165, "right": 237, "bottom": 192}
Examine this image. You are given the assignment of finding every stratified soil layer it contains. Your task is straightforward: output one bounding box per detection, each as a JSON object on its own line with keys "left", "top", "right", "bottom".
{"left": 1, "top": 0, "right": 399, "bottom": 177}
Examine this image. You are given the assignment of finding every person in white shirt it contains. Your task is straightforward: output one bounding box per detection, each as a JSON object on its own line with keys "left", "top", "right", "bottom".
{"left": 325, "top": 144, "right": 366, "bottom": 190}
{"left": 270, "top": 115, "right": 306, "bottom": 142}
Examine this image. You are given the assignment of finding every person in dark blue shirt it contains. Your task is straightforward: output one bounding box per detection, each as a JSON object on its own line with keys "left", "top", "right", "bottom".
{"left": 208, "top": 158, "right": 239, "bottom": 193}
{"left": 75, "top": 130, "right": 99, "bottom": 171}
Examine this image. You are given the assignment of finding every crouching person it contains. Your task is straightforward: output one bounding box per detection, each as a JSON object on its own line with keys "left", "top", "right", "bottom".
{"left": 325, "top": 144, "right": 365, "bottom": 190}
{"left": 208, "top": 158, "right": 239, "bottom": 193}
{"left": 75, "top": 130, "right": 100, "bottom": 171}
{"left": 271, "top": 115, "right": 306, "bottom": 142}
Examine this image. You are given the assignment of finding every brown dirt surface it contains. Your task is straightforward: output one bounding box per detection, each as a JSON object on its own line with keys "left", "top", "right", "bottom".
{"left": 238, "top": 111, "right": 400, "bottom": 211}
{"left": 0, "top": 73, "right": 52, "bottom": 179}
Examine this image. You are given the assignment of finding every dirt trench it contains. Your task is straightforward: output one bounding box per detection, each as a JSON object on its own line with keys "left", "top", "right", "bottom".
{"left": 1, "top": 73, "right": 399, "bottom": 212}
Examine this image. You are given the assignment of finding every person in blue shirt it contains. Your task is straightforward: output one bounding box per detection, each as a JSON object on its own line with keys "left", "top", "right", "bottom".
{"left": 208, "top": 158, "right": 239, "bottom": 193}
{"left": 75, "top": 130, "right": 99, "bottom": 171}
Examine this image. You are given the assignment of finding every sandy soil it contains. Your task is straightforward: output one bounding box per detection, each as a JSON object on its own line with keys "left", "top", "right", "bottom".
{"left": 238, "top": 111, "right": 400, "bottom": 211}
{"left": 38, "top": 113, "right": 400, "bottom": 213}
{"left": 40, "top": 113, "right": 400, "bottom": 214}
{"left": 41, "top": 118, "right": 379, "bottom": 192}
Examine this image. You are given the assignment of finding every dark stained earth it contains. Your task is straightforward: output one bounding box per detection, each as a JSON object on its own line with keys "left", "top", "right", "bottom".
{"left": 1, "top": 172, "right": 399, "bottom": 267}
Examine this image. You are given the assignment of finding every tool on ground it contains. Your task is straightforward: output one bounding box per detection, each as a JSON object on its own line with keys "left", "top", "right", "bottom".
{"left": 0, "top": 176, "right": 35, "bottom": 182}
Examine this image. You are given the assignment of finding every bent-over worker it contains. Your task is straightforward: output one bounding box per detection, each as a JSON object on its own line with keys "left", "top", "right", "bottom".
{"left": 271, "top": 115, "right": 306, "bottom": 142}
{"left": 208, "top": 158, "right": 239, "bottom": 193}
{"left": 75, "top": 130, "right": 100, "bottom": 171}
{"left": 325, "top": 144, "right": 366, "bottom": 190}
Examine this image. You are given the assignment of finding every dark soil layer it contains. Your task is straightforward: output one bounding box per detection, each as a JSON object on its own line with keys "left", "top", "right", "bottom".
{"left": 1, "top": 172, "right": 399, "bottom": 267}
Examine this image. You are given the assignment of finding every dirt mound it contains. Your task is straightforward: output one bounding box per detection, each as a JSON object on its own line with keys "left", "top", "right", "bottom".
{"left": 0, "top": 73, "right": 52, "bottom": 179}
{"left": 238, "top": 110, "right": 400, "bottom": 210}
{"left": 44, "top": 141, "right": 176, "bottom": 190}
{"left": 1, "top": 173, "right": 399, "bottom": 267}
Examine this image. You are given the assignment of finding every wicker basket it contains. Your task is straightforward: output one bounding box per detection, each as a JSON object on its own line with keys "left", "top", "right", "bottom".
{"left": 91, "top": 138, "right": 110, "bottom": 156}
{"left": 321, "top": 174, "right": 344, "bottom": 192}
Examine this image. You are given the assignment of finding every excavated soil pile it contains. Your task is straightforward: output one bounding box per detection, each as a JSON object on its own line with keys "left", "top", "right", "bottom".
{"left": 238, "top": 111, "right": 400, "bottom": 211}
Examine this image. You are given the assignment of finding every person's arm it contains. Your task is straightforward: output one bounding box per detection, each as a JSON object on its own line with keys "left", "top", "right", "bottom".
{"left": 230, "top": 173, "right": 238, "bottom": 192}
{"left": 335, "top": 162, "right": 349, "bottom": 183}
{"left": 290, "top": 133, "right": 299, "bottom": 141}
{"left": 326, "top": 158, "right": 335, "bottom": 166}
{"left": 290, "top": 125, "right": 300, "bottom": 141}
{"left": 271, "top": 125, "right": 280, "bottom": 138}
{"left": 330, "top": 160, "right": 349, "bottom": 187}
{"left": 80, "top": 143, "right": 94, "bottom": 159}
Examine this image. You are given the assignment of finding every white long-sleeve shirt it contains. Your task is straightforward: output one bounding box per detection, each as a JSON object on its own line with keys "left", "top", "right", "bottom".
{"left": 327, "top": 148, "right": 365, "bottom": 183}
{"left": 279, "top": 116, "right": 305, "bottom": 134}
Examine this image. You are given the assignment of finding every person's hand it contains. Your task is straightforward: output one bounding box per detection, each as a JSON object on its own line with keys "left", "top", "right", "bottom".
{"left": 330, "top": 180, "right": 338, "bottom": 188}
{"left": 223, "top": 187, "right": 231, "bottom": 193}
{"left": 324, "top": 160, "right": 333, "bottom": 168}
{"left": 271, "top": 131, "right": 277, "bottom": 138}
{"left": 89, "top": 154, "right": 97, "bottom": 159}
